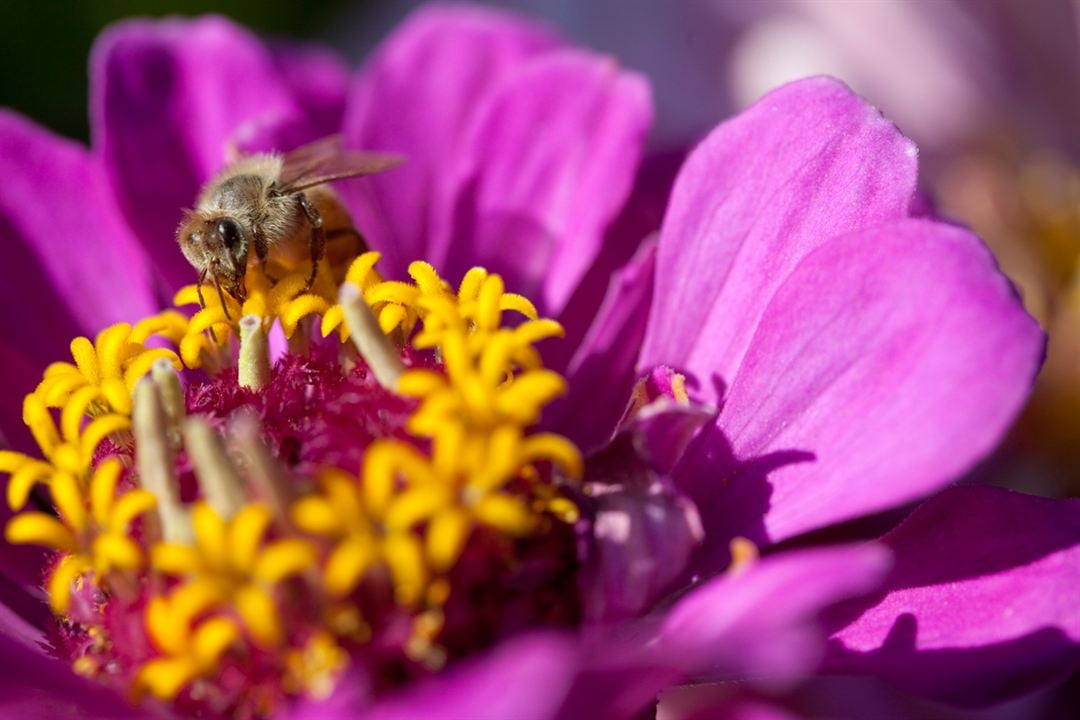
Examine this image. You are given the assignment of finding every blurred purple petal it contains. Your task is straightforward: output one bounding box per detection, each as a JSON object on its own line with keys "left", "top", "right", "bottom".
{"left": 342, "top": 4, "right": 561, "bottom": 279}
{"left": 0, "top": 623, "right": 145, "bottom": 719}
{"left": 91, "top": 15, "right": 313, "bottom": 291}
{"left": 0, "top": 110, "right": 157, "bottom": 456}
{"left": 639, "top": 76, "right": 917, "bottom": 402}
{"left": 545, "top": 149, "right": 681, "bottom": 375}
{"left": 581, "top": 428, "right": 704, "bottom": 623}
{"left": 660, "top": 674, "right": 1062, "bottom": 720}
{"left": 626, "top": 399, "right": 715, "bottom": 476}
{"left": 658, "top": 544, "right": 890, "bottom": 684}
{"left": 544, "top": 240, "right": 656, "bottom": 451}
{"left": 0, "top": 110, "right": 156, "bottom": 336}
{"left": 0, "top": 572, "right": 49, "bottom": 652}
{"left": 825, "top": 486, "right": 1080, "bottom": 706}
{"left": 292, "top": 632, "right": 578, "bottom": 720}
{"left": 678, "top": 219, "right": 1043, "bottom": 570}
{"left": 0, "top": 341, "right": 55, "bottom": 580}
{"left": 265, "top": 41, "right": 350, "bottom": 146}
{"left": 437, "top": 50, "right": 651, "bottom": 314}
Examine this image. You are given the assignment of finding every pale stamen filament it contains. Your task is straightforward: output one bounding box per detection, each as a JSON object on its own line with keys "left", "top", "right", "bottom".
{"left": 232, "top": 412, "right": 294, "bottom": 529}
{"left": 133, "top": 378, "right": 192, "bottom": 544}
{"left": 339, "top": 283, "right": 404, "bottom": 390}
{"left": 237, "top": 315, "right": 271, "bottom": 390}
{"left": 182, "top": 418, "right": 245, "bottom": 519}
{"left": 151, "top": 357, "right": 186, "bottom": 446}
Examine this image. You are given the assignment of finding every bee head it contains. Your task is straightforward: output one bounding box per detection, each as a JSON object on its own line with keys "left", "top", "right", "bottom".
{"left": 177, "top": 213, "right": 249, "bottom": 284}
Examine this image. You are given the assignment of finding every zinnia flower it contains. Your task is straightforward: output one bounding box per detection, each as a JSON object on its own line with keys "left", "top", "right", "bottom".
{"left": 0, "top": 6, "right": 1076, "bottom": 719}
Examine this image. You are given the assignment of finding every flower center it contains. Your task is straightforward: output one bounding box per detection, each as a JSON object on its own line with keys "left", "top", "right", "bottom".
{"left": 2, "top": 243, "right": 583, "bottom": 716}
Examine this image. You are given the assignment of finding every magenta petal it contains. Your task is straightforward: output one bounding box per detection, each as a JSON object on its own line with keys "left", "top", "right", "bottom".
{"left": 546, "top": 150, "right": 682, "bottom": 378}
{"left": 678, "top": 219, "right": 1042, "bottom": 568}
{"left": 0, "top": 110, "right": 156, "bottom": 335}
{"left": 658, "top": 545, "right": 890, "bottom": 684}
{"left": 438, "top": 49, "right": 652, "bottom": 314}
{"left": 544, "top": 241, "right": 656, "bottom": 451}
{"left": 91, "top": 16, "right": 307, "bottom": 291}
{"left": 825, "top": 486, "right": 1080, "bottom": 706}
{"left": 0, "top": 111, "right": 157, "bottom": 455}
{"left": 639, "top": 76, "right": 917, "bottom": 400}
{"left": 0, "top": 628, "right": 143, "bottom": 719}
{"left": 342, "top": 4, "right": 561, "bottom": 279}
{"left": 262, "top": 41, "right": 350, "bottom": 148}
{"left": 291, "top": 633, "right": 578, "bottom": 720}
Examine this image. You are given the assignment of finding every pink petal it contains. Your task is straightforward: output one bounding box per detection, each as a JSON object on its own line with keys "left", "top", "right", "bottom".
{"left": 91, "top": 16, "right": 317, "bottom": 291}
{"left": 0, "top": 340, "right": 55, "bottom": 573}
{"left": 263, "top": 41, "right": 350, "bottom": 147}
{"left": 0, "top": 607, "right": 143, "bottom": 719}
{"left": 290, "top": 632, "right": 579, "bottom": 720}
{"left": 679, "top": 219, "right": 1042, "bottom": 569}
{"left": 437, "top": 49, "right": 652, "bottom": 315}
{"left": 545, "top": 150, "right": 682, "bottom": 376}
{"left": 0, "top": 111, "right": 157, "bottom": 457}
{"left": 543, "top": 240, "right": 656, "bottom": 451}
{"left": 639, "top": 76, "right": 917, "bottom": 401}
{"left": 825, "top": 486, "right": 1080, "bottom": 706}
{"left": 0, "top": 110, "right": 156, "bottom": 335}
{"left": 342, "top": 4, "right": 562, "bottom": 279}
{"left": 658, "top": 544, "right": 890, "bottom": 684}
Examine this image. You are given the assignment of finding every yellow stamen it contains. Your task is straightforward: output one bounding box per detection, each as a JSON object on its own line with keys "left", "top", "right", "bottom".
{"left": 728, "top": 536, "right": 759, "bottom": 575}
{"left": 2, "top": 252, "right": 588, "bottom": 709}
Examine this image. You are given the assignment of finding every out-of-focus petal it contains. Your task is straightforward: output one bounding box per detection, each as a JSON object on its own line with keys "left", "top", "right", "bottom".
{"left": 91, "top": 15, "right": 310, "bottom": 291}
{"left": 546, "top": 149, "right": 682, "bottom": 375}
{"left": 824, "top": 486, "right": 1080, "bottom": 706}
{"left": 437, "top": 50, "right": 652, "bottom": 316}
{"left": 659, "top": 675, "right": 1060, "bottom": 720}
{"left": 677, "top": 219, "right": 1042, "bottom": 570}
{"left": 639, "top": 76, "right": 917, "bottom": 402}
{"left": 544, "top": 240, "right": 656, "bottom": 451}
{"left": 290, "top": 632, "right": 579, "bottom": 720}
{"left": 342, "top": 4, "right": 562, "bottom": 279}
{"left": 0, "top": 622, "right": 144, "bottom": 719}
{"left": 0, "top": 571, "right": 49, "bottom": 651}
{"left": 580, "top": 426, "right": 705, "bottom": 623}
{"left": 263, "top": 41, "right": 350, "bottom": 148}
{"left": 657, "top": 544, "right": 890, "bottom": 684}
{"left": 0, "top": 110, "right": 156, "bottom": 338}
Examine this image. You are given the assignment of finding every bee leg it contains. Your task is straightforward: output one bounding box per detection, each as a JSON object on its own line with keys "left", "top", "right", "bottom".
{"left": 297, "top": 192, "right": 325, "bottom": 292}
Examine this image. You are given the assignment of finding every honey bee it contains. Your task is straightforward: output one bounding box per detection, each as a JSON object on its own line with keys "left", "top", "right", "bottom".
{"left": 177, "top": 135, "right": 401, "bottom": 314}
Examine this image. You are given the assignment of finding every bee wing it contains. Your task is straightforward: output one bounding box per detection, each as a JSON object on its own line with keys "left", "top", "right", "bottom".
{"left": 277, "top": 135, "right": 403, "bottom": 193}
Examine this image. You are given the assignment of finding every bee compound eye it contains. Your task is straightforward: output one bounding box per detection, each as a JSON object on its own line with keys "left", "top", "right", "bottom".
{"left": 217, "top": 219, "right": 243, "bottom": 249}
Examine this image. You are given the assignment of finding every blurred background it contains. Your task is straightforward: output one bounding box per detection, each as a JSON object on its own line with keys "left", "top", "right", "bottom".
{"left": 2, "top": 0, "right": 1078, "bottom": 498}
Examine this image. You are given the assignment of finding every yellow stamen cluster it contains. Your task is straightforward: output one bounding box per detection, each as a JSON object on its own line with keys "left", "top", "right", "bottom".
{"left": 5, "top": 457, "right": 156, "bottom": 612}
{"left": 32, "top": 317, "right": 185, "bottom": 415}
{"left": 1, "top": 249, "right": 583, "bottom": 709}
{"left": 173, "top": 264, "right": 333, "bottom": 368}
{"left": 3, "top": 318, "right": 184, "bottom": 612}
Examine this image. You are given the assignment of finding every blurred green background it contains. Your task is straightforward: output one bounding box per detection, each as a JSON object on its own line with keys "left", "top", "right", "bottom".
{"left": 0, "top": 1, "right": 353, "bottom": 141}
